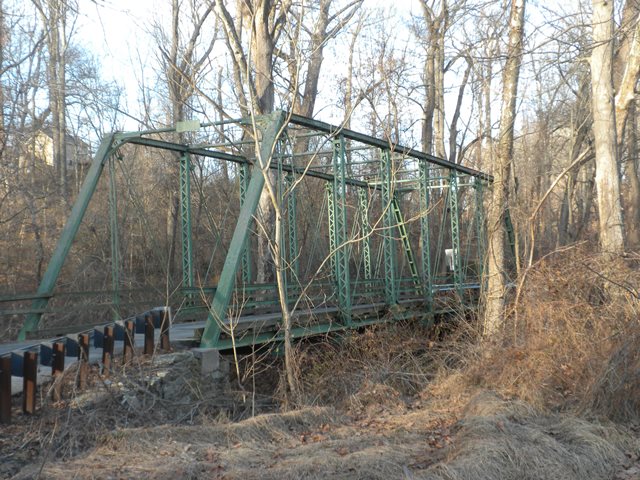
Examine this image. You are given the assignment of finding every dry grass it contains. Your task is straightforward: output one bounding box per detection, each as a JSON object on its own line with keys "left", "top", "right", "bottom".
{"left": 419, "top": 392, "right": 637, "bottom": 480}
{"left": 459, "top": 247, "right": 640, "bottom": 419}
{"left": 6, "top": 246, "right": 640, "bottom": 479}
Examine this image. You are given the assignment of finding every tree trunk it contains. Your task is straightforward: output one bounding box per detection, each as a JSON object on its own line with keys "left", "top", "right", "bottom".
{"left": 483, "top": 0, "right": 526, "bottom": 336}
{"left": 625, "top": 100, "right": 640, "bottom": 246}
{"left": 590, "top": 0, "right": 625, "bottom": 254}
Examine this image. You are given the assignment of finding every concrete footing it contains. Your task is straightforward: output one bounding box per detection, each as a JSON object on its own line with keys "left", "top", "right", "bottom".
{"left": 192, "top": 348, "right": 229, "bottom": 381}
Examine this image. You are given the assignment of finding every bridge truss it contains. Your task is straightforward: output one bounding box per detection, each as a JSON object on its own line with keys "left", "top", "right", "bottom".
{"left": 3, "top": 111, "right": 492, "bottom": 349}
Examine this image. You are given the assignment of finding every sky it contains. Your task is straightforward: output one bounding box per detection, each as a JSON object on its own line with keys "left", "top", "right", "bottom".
{"left": 74, "top": 0, "right": 424, "bottom": 130}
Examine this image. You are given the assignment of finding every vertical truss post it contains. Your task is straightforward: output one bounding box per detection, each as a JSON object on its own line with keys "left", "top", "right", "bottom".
{"left": 276, "top": 152, "right": 289, "bottom": 305}
{"left": 391, "top": 194, "right": 421, "bottom": 296}
{"left": 325, "top": 183, "right": 337, "bottom": 280}
{"left": 419, "top": 161, "right": 433, "bottom": 306}
{"left": 448, "top": 170, "right": 463, "bottom": 296}
{"left": 239, "top": 162, "right": 252, "bottom": 285}
{"left": 108, "top": 157, "right": 120, "bottom": 319}
{"left": 474, "top": 178, "right": 486, "bottom": 281}
{"left": 331, "top": 136, "right": 351, "bottom": 322}
{"left": 285, "top": 173, "right": 299, "bottom": 282}
{"left": 380, "top": 149, "right": 398, "bottom": 305}
{"left": 179, "top": 154, "right": 194, "bottom": 298}
{"left": 357, "top": 188, "right": 372, "bottom": 283}
{"left": 200, "top": 111, "right": 286, "bottom": 349}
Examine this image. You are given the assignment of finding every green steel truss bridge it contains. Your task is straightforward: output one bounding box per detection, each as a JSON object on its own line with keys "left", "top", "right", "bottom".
{"left": 2, "top": 111, "right": 492, "bottom": 351}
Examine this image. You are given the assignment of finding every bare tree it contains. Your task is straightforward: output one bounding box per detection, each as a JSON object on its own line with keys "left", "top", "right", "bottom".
{"left": 483, "top": 0, "right": 526, "bottom": 335}
{"left": 590, "top": 0, "right": 624, "bottom": 254}
{"left": 32, "top": 0, "right": 73, "bottom": 200}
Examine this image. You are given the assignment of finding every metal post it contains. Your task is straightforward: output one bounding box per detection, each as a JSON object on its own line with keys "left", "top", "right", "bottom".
{"left": 448, "top": 171, "right": 463, "bottom": 296}
{"left": 0, "top": 356, "right": 11, "bottom": 424}
{"left": 277, "top": 153, "right": 289, "bottom": 305}
{"left": 102, "top": 325, "right": 114, "bottom": 376}
{"left": 239, "top": 162, "right": 252, "bottom": 285}
{"left": 108, "top": 156, "right": 120, "bottom": 319}
{"left": 331, "top": 136, "right": 351, "bottom": 322}
{"left": 392, "top": 194, "right": 421, "bottom": 296}
{"left": 357, "top": 188, "right": 372, "bottom": 282}
{"left": 20, "top": 134, "right": 116, "bottom": 339}
{"left": 286, "top": 173, "right": 299, "bottom": 282}
{"left": 180, "top": 153, "right": 195, "bottom": 297}
{"left": 380, "top": 149, "right": 398, "bottom": 305}
{"left": 23, "top": 351, "right": 37, "bottom": 414}
{"left": 201, "top": 111, "right": 286, "bottom": 348}
{"left": 326, "top": 183, "right": 337, "bottom": 281}
{"left": 474, "top": 178, "right": 486, "bottom": 281}
{"left": 52, "top": 342, "right": 65, "bottom": 402}
{"left": 419, "top": 161, "right": 433, "bottom": 307}
{"left": 78, "top": 333, "right": 89, "bottom": 390}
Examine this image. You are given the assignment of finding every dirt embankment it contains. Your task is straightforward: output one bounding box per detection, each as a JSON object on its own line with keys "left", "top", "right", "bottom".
{"left": 3, "top": 247, "right": 640, "bottom": 479}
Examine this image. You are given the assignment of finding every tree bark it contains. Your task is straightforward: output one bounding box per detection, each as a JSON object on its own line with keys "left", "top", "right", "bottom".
{"left": 590, "top": 0, "right": 625, "bottom": 254}
{"left": 625, "top": 100, "right": 640, "bottom": 246}
{"left": 483, "top": 0, "right": 526, "bottom": 336}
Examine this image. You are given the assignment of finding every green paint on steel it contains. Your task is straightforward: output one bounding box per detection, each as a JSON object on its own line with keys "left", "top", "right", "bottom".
{"left": 448, "top": 171, "right": 463, "bottom": 296}
{"left": 19, "top": 134, "right": 117, "bottom": 340}
{"left": 239, "top": 162, "right": 252, "bottom": 285}
{"left": 474, "top": 178, "right": 486, "bottom": 280}
{"left": 357, "top": 188, "right": 372, "bottom": 282}
{"left": 331, "top": 136, "right": 351, "bottom": 322}
{"left": 391, "top": 193, "right": 421, "bottom": 295}
{"left": 325, "top": 183, "right": 337, "bottom": 281}
{"left": 380, "top": 149, "right": 398, "bottom": 305}
{"left": 180, "top": 154, "right": 195, "bottom": 294}
{"left": 276, "top": 149, "right": 289, "bottom": 305}
{"left": 285, "top": 173, "right": 299, "bottom": 281}
{"left": 200, "top": 111, "right": 286, "bottom": 348}
{"left": 108, "top": 156, "right": 120, "bottom": 319}
{"left": 419, "top": 161, "right": 433, "bottom": 305}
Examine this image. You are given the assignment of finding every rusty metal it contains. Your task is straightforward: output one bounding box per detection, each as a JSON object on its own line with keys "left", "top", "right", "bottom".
{"left": 102, "top": 325, "right": 114, "bottom": 377}
{"left": 0, "top": 355, "right": 11, "bottom": 424}
{"left": 123, "top": 319, "right": 135, "bottom": 363}
{"left": 144, "top": 314, "right": 154, "bottom": 355}
{"left": 22, "top": 351, "right": 37, "bottom": 414}
{"left": 52, "top": 342, "right": 65, "bottom": 402}
{"left": 78, "top": 333, "right": 90, "bottom": 389}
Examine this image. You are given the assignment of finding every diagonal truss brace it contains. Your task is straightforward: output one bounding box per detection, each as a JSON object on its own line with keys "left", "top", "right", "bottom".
{"left": 200, "top": 111, "right": 287, "bottom": 348}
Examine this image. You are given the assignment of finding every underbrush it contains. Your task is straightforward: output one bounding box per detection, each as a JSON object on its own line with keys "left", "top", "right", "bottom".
{"left": 294, "top": 246, "right": 640, "bottom": 424}
{"left": 466, "top": 247, "right": 640, "bottom": 420}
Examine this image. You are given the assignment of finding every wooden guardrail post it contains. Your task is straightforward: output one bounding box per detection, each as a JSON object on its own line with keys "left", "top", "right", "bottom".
{"left": 0, "top": 356, "right": 11, "bottom": 424}
{"left": 123, "top": 320, "right": 135, "bottom": 363}
{"left": 51, "top": 342, "right": 65, "bottom": 402}
{"left": 144, "top": 314, "right": 155, "bottom": 355}
{"left": 102, "top": 325, "right": 114, "bottom": 377}
{"left": 159, "top": 310, "right": 170, "bottom": 352}
{"left": 78, "top": 333, "right": 90, "bottom": 389}
{"left": 22, "top": 351, "right": 37, "bottom": 414}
